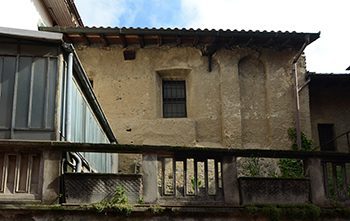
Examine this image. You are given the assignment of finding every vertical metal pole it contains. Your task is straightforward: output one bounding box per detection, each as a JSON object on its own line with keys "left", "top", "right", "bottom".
{"left": 294, "top": 63, "right": 302, "bottom": 149}
{"left": 43, "top": 57, "right": 50, "bottom": 128}
{"left": 27, "top": 57, "right": 34, "bottom": 128}
{"left": 10, "top": 55, "right": 20, "bottom": 139}
{"left": 66, "top": 53, "right": 73, "bottom": 142}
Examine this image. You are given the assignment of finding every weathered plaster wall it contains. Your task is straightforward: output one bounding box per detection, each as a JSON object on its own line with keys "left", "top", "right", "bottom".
{"left": 75, "top": 44, "right": 310, "bottom": 154}
{"left": 310, "top": 78, "right": 350, "bottom": 152}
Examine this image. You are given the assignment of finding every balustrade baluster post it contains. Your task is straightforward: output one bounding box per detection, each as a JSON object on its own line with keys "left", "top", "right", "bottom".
{"left": 42, "top": 150, "right": 61, "bottom": 204}
{"left": 305, "top": 158, "right": 327, "bottom": 205}
{"left": 142, "top": 154, "right": 158, "bottom": 203}
{"left": 222, "top": 155, "right": 239, "bottom": 205}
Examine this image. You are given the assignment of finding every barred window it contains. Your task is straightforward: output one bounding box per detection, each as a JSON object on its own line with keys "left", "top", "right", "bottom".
{"left": 162, "top": 80, "right": 187, "bottom": 118}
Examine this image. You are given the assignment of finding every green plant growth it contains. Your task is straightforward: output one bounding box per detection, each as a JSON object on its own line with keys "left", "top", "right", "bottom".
{"left": 138, "top": 197, "right": 145, "bottom": 204}
{"left": 148, "top": 204, "right": 165, "bottom": 214}
{"left": 279, "top": 128, "right": 313, "bottom": 178}
{"left": 325, "top": 164, "right": 350, "bottom": 201}
{"left": 93, "top": 185, "right": 133, "bottom": 215}
{"left": 242, "top": 157, "right": 261, "bottom": 177}
{"left": 244, "top": 204, "right": 321, "bottom": 221}
{"left": 189, "top": 176, "right": 203, "bottom": 193}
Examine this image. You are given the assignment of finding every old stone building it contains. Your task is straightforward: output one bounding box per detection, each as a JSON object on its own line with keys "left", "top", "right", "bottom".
{"left": 2, "top": 26, "right": 350, "bottom": 221}
{"left": 40, "top": 27, "right": 320, "bottom": 171}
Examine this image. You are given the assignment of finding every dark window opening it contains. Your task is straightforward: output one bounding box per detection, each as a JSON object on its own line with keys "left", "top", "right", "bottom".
{"left": 162, "top": 80, "right": 186, "bottom": 118}
{"left": 318, "top": 123, "right": 336, "bottom": 151}
{"left": 123, "top": 50, "right": 136, "bottom": 60}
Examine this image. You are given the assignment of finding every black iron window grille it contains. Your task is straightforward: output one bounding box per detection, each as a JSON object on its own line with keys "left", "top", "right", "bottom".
{"left": 162, "top": 80, "right": 187, "bottom": 118}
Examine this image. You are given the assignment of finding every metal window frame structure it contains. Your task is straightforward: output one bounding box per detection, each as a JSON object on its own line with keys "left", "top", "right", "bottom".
{"left": 162, "top": 80, "right": 187, "bottom": 118}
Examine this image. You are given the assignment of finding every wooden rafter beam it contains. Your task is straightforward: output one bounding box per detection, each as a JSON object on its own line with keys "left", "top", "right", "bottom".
{"left": 119, "top": 34, "right": 127, "bottom": 48}
{"left": 226, "top": 37, "right": 237, "bottom": 48}
{"left": 279, "top": 38, "right": 291, "bottom": 49}
{"left": 192, "top": 35, "right": 199, "bottom": 47}
{"left": 99, "top": 34, "right": 109, "bottom": 47}
{"left": 80, "top": 33, "right": 90, "bottom": 45}
{"left": 176, "top": 35, "right": 181, "bottom": 46}
{"left": 63, "top": 34, "right": 72, "bottom": 43}
{"left": 138, "top": 35, "right": 145, "bottom": 48}
{"left": 244, "top": 37, "right": 253, "bottom": 47}
{"left": 157, "top": 35, "right": 163, "bottom": 46}
{"left": 263, "top": 38, "right": 274, "bottom": 47}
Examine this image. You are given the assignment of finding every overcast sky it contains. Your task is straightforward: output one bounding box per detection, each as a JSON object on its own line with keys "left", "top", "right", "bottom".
{"left": 75, "top": 0, "right": 350, "bottom": 73}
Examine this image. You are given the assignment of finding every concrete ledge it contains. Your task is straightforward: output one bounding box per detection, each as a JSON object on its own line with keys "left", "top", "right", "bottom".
{"left": 63, "top": 173, "right": 142, "bottom": 204}
{"left": 0, "top": 204, "right": 349, "bottom": 221}
{"left": 239, "top": 177, "right": 310, "bottom": 205}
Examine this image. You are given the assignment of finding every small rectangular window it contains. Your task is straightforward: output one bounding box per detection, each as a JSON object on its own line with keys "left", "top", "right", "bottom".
{"left": 162, "top": 80, "right": 186, "bottom": 118}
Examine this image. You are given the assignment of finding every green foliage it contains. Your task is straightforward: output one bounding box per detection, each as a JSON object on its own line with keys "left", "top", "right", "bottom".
{"left": 93, "top": 185, "right": 133, "bottom": 215}
{"left": 242, "top": 157, "right": 261, "bottom": 177}
{"left": 322, "top": 207, "right": 350, "bottom": 218}
{"left": 244, "top": 204, "right": 321, "bottom": 221}
{"left": 261, "top": 205, "right": 281, "bottom": 221}
{"left": 190, "top": 176, "right": 203, "bottom": 190}
{"left": 245, "top": 205, "right": 259, "bottom": 215}
{"left": 282, "top": 204, "right": 320, "bottom": 220}
{"left": 287, "top": 128, "right": 313, "bottom": 151}
{"left": 279, "top": 158, "right": 303, "bottom": 178}
{"left": 105, "top": 185, "right": 128, "bottom": 205}
{"left": 138, "top": 197, "right": 144, "bottom": 204}
{"left": 325, "top": 165, "right": 350, "bottom": 201}
{"left": 148, "top": 204, "right": 164, "bottom": 214}
{"left": 279, "top": 128, "right": 313, "bottom": 178}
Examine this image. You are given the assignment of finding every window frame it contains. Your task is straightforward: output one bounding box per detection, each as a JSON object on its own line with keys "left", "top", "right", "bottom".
{"left": 162, "top": 80, "right": 187, "bottom": 118}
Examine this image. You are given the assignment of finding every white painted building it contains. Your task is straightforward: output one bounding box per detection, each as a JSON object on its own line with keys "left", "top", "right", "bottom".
{"left": 0, "top": 0, "right": 83, "bottom": 30}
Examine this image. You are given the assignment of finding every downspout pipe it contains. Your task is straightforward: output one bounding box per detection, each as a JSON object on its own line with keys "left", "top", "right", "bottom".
{"left": 292, "top": 35, "right": 310, "bottom": 150}
{"left": 66, "top": 52, "right": 73, "bottom": 142}
{"left": 62, "top": 43, "right": 117, "bottom": 143}
{"left": 66, "top": 48, "right": 82, "bottom": 172}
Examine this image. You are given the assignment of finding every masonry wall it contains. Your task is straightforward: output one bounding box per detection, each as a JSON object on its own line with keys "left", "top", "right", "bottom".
{"left": 74, "top": 44, "right": 311, "bottom": 170}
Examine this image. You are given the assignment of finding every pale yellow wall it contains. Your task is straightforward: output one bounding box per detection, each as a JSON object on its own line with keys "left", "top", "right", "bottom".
{"left": 75, "top": 44, "right": 311, "bottom": 151}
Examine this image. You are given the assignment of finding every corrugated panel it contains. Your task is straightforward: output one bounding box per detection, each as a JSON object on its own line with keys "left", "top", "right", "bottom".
{"left": 0, "top": 56, "right": 16, "bottom": 128}
{"left": 0, "top": 55, "right": 57, "bottom": 139}
{"left": 46, "top": 58, "right": 57, "bottom": 128}
{"left": 70, "top": 79, "right": 114, "bottom": 172}
{"left": 30, "top": 58, "right": 46, "bottom": 128}
{"left": 15, "top": 57, "right": 31, "bottom": 128}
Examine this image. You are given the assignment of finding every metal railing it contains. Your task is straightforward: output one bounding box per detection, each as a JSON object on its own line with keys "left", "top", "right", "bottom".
{"left": 321, "top": 130, "right": 350, "bottom": 152}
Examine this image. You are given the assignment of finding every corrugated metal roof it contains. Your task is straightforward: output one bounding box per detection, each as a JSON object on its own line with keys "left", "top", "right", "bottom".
{"left": 308, "top": 72, "right": 350, "bottom": 87}
{"left": 39, "top": 26, "right": 320, "bottom": 49}
{"left": 308, "top": 72, "right": 350, "bottom": 76}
